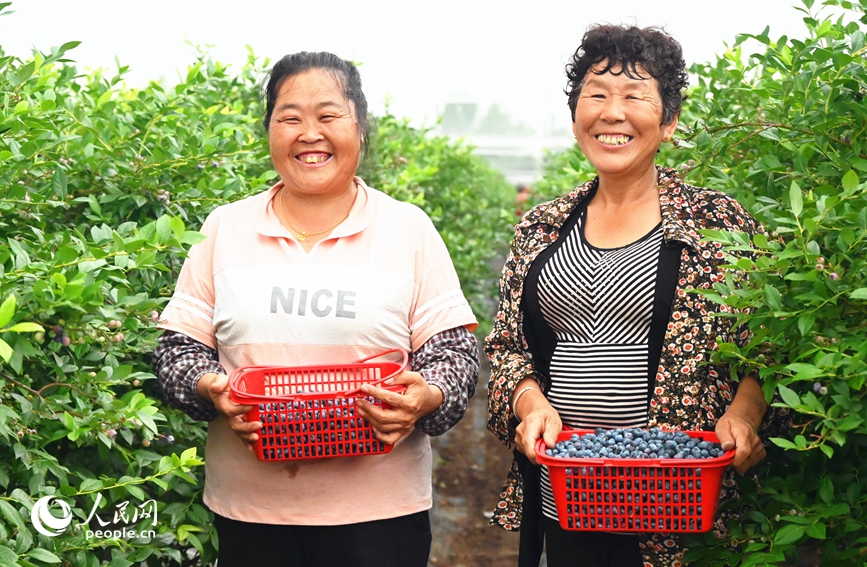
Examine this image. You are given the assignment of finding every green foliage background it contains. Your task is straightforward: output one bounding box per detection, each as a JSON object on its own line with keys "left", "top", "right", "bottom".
{"left": 0, "top": 3, "right": 514, "bottom": 563}
{"left": 534, "top": 1, "right": 867, "bottom": 564}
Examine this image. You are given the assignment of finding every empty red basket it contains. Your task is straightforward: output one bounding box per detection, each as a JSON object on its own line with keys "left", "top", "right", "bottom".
{"left": 229, "top": 349, "right": 408, "bottom": 462}
{"left": 536, "top": 429, "right": 734, "bottom": 533}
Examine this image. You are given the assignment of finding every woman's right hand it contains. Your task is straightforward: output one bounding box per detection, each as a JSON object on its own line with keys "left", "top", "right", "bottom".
{"left": 513, "top": 381, "right": 562, "bottom": 465}
{"left": 197, "top": 372, "right": 261, "bottom": 450}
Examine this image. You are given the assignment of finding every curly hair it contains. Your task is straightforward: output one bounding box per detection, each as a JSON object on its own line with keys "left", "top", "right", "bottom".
{"left": 565, "top": 25, "right": 688, "bottom": 125}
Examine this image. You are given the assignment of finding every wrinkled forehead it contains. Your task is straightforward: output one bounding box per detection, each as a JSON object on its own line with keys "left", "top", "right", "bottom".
{"left": 581, "top": 60, "right": 657, "bottom": 93}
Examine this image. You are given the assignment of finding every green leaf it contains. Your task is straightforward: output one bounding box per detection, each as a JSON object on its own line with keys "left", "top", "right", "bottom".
{"left": 137, "top": 413, "right": 158, "bottom": 434}
{"left": 789, "top": 180, "right": 803, "bottom": 218}
{"left": 0, "top": 499, "right": 26, "bottom": 531}
{"left": 850, "top": 288, "right": 867, "bottom": 300}
{"left": 96, "top": 89, "right": 113, "bottom": 108}
{"left": 0, "top": 545, "right": 19, "bottom": 567}
{"left": 785, "top": 363, "right": 823, "bottom": 380}
{"left": 27, "top": 548, "right": 62, "bottom": 563}
{"left": 78, "top": 478, "right": 103, "bottom": 493}
{"left": 177, "top": 523, "right": 204, "bottom": 542}
{"left": 78, "top": 259, "right": 107, "bottom": 273}
{"left": 836, "top": 414, "right": 863, "bottom": 432}
{"left": 805, "top": 522, "right": 826, "bottom": 539}
{"left": 797, "top": 312, "right": 815, "bottom": 335}
{"left": 841, "top": 169, "right": 859, "bottom": 192}
{"left": 818, "top": 476, "right": 834, "bottom": 504}
{"left": 179, "top": 231, "right": 207, "bottom": 246}
{"left": 56, "top": 40, "right": 82, "bottom": 56}
{"left": 752, "top": 232, "right": 770, "bottom": 250}
{"left": 0, "top": 339, "right": 12, "bottom": 363}
{"left": 180, "top": 447, "right": 198, "bottom": 464}
{"left": 156, "top": 216, "right": 172, "bottom": 243}
{"left": 763, "top": 284, "right": 782, "bottom": 312}
{"left": 61, "top": 412, "right": 76, "bottom": 431}
{"left": 818, "top": 502, "right": 850, "bottom": 518}
{"left": 124, "top": 484, "right": 145, "bottom": 501}
{"left": 51, "top": 167, "right": 68, "bottom": 199}
{"left": 0, "top": 295, "right": 15, "bottom": 328}
{"left": 7, "top": 323, "right": 43, "bottom": 333}
{"left": 778, "top": 385, "right": 800, "bottom": 408}
{"left": 774, "top": 523, "right": 807, "bottom": 546}
{"left": 770, "top": 437, "right": 798, "bottom": 450}
{"left": 170, "top": 216, "right": 185, "bottom": 239}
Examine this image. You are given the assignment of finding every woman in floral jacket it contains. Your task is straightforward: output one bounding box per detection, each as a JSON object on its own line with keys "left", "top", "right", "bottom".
{"left": 486, "top": 24, "right": 780, "bottom": 567}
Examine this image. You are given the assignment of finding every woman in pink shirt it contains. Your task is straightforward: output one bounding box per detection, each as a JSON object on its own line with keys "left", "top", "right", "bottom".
{"left": 152, "top": 51, "right": 478, "bottom": 567}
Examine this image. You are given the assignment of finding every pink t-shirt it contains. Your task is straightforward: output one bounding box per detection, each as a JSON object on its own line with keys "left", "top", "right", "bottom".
{"left": 158, "top": 178, "right": 477, "bottom": 525}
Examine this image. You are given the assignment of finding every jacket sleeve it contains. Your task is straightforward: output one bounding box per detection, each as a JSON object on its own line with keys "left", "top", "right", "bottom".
{"left": 152, "top": 330, "right": 224, "bottom": 422}
{"left": 485, "top": 225, "right": 547, "bottom": 447}
{"left": 414, "top": 326, "right": 479, "bottom": 436}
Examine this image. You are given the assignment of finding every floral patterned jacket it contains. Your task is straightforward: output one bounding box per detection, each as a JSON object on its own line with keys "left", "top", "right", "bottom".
{"left": 485, "top": 166, "right": 784, "bottom": 566}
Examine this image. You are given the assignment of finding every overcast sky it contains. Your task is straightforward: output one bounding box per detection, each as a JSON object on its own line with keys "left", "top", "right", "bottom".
{"left": 2, "top": 1, "right": 831, "bottom": 135}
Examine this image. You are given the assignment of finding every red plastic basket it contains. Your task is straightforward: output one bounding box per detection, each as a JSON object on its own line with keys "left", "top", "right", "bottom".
{"left": 535, "top": 429, "right": 734, "bottom": 533}
{"left": 229, "top": 349, "right": 408, "bottom": 461}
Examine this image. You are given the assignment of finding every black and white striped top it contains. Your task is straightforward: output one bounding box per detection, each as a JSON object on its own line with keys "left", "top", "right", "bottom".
{"left": 537, "top": 206, "right": 663, "bottom": 520}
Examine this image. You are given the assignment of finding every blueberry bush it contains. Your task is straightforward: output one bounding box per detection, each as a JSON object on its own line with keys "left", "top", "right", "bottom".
{"left": 535, "top": 1, "right": 867, "bottom": 564}
{"left": 0, "top": 4, "right": 514, "bottom": 563}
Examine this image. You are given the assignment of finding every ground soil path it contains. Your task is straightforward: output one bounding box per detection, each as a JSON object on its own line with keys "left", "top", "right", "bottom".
{"left": 428, "top": 358, "right": 524, "bottom": 567}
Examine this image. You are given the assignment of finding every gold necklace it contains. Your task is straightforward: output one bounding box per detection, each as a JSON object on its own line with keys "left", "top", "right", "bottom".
{"left": 279, "top": 189, "right": 354, "bottom": 242}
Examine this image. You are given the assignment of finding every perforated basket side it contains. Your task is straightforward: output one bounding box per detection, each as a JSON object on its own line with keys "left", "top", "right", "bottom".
{"left": 246, "top": 384, "right": 406, "bottom": 461}
{"left": 260, "top": 365, "right": 388, "bottom": 397}
{"left": 547, "top": 461, "right": 727, "bottom": 532}
{"left": 537, "top": 429, "right": 733, "bottom": 533}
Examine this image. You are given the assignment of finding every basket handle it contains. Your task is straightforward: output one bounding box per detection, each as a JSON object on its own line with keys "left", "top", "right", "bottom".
{"left": 228, "top": 366, "right": 280, "bottom": 404}
{"left": 342, "top": 348, "right": 409, "bottom": 395}
{"left": 352, "top": 348, "right": 409, "bottom": 376}
{"left": 228, "top": 349, "right": 409, "bottom": 402}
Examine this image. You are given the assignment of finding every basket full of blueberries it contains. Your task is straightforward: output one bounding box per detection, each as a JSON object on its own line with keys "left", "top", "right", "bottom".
{"left": 536, "top": 428, "right": 735, "bottom": 533}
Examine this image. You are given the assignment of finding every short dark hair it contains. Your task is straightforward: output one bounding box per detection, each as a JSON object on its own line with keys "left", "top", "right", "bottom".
{"left": 262, "top": 51, "right": 370, "bottom": 145}
{"left": 565, "top": 25, "right": 688, "bottom": 125}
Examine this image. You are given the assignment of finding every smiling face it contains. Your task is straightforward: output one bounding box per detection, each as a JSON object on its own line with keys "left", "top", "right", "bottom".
{"left": 572, "top": 62, "right": 678, "bottom": 184}
{"left": 268, "top": 69, "right": 362, "bottom": 199}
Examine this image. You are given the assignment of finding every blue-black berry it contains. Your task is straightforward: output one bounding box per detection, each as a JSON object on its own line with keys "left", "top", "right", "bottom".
{"left": 544, "top": 427, "right": 724, "bottom": 460}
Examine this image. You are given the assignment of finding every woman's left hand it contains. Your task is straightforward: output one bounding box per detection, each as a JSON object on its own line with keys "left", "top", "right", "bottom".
{"left": 716, "top": 410, "right": 766, "bottom": 474}
{"left": 356, "top": 371, "right": 443, "bottom": 445}
{"left": 715, "top": 374, "right": 768, "bottom": 474}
